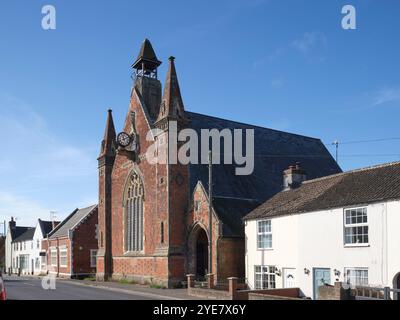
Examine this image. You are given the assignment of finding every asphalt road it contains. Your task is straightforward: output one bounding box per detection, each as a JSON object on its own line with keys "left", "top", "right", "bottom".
{"left": 3, "top": 276, "right": 171, "bottom": 300}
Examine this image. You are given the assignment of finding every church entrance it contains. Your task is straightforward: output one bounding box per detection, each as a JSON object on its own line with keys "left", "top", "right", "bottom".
{"left": 196, "top": 228, "right": 208, "bottom": 278}
{"left": 187, "top": 224, "right": 209, "bottom": 280}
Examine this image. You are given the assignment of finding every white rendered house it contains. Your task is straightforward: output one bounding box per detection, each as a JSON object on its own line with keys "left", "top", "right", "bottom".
{"left": 5, "top": 218, "right": 32, "bottom": 274}
{"left": 5, "top": 219, "right": 57, "bottom": 275}
{"left": 244, "top": 162, "right": 400, "bottom": 300}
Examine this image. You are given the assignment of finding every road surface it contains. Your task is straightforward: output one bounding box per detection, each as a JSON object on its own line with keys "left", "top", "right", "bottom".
{"left": 4, "top": 276, "right": 174, "bottom": 300}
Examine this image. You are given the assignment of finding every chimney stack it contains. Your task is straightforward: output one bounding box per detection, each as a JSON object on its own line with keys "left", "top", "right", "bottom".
{"left": 283, "top": 162, "right": 307, "bottom": 191}
{"left": 9, "top": 217, "right": 16, "bottom": 230}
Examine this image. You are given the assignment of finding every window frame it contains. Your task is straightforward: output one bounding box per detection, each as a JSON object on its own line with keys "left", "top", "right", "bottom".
{"left": 256, "top": 220, "right": 273, "bottom": 250}
{"left": 254, "top": 265, "right": 276, "bottom": 290}
{"left": 59, "top": 247, "right": 68, "bottom": 268}
{"left": 90, "top": 249, "right": 98, "bottom": 268}
{"left": 41, "top": 255, "right": 46, "bottom": 269}
{"left": 124, "top": 172, "right": 144, "bottom": 254}
{"left": 50, "top": 248, "right": 58, "bottom": 267}
{"left": 343, "top": 207, "right": 369, "bottom": 247}
{"left": 344, "top": 267, "right": 369, "bottom": 286}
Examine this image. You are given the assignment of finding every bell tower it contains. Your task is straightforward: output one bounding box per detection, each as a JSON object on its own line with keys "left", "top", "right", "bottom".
{"left": 132, "top": 39, "right": 162, "bottom": 121}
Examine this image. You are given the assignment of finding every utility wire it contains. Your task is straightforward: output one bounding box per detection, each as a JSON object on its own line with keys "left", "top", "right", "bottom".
{"left": 325, "top": 137, "right": 400, "bottom": 146}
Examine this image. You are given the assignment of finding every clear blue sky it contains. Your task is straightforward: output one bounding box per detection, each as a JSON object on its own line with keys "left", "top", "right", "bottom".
{"left": 1, "top": 0, "right": 400, "bottom": 226}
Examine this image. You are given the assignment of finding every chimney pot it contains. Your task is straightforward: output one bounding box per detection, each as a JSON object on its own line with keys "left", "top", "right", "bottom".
{"left": 283, "top": 163, "right": 307, "bottom": 191}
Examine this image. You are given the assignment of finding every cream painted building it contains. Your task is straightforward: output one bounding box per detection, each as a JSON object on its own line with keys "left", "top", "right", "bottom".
{"left": 244, "top": 162, "right": 400, "bottom": 299}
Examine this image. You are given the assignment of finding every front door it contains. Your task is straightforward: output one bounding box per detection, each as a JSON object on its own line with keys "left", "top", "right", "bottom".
{"left": 195, "top": 229, "right": 209, "bottom": 279}
{"left": 283, "top": 268, "right": 296, "bottom": 288}
{"left": 313, "top": 268, "right": 331, "bottom": 300}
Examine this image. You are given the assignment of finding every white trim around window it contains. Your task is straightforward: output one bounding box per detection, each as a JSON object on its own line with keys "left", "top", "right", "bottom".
{"left": 50, "top": 248, "right": 58, "bottom": 267}
{"left": 343, "top": 207, "right": 369, "bottom": 247}
{"left": 257, "top": 220, "right": 272, "bottom": 250}
{"left": 59, "top": 248, "right": 68, "bottom": 267}
{"left": 254, "top": 265, "right": 276, "bottom": 289}
{"left": 90, "top": 249, "right": 98, "bottom": 268}
{"left": 344, "top": 268, "right": 369, "bottom": 286}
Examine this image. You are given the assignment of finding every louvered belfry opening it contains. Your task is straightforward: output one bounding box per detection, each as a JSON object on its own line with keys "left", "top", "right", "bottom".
{"left": 125, "top": 172, "right": 144, "bottom": 252}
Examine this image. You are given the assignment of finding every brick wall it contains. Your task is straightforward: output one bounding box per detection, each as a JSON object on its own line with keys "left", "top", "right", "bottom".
{"left": 44, "top": 237, "right": 71, "bottom": 277}
{"left": 72, "top": 208, "right": 98, "bottom": 276}
{"left": 186, "top": 184, "right": 219, "bottom": 279}
{"left": 99, "top": 92, "right": 172, "bottom": 286}
{"left": 318, "top": 282, "right": 351, "bottom": 300}
{"left": 43, "top": 209, "right": 98, "bottom": 278}
{"left": 248, "top": 289, "right": 303, "bottom": 300}
{"left": 217, "top": 237, "right": 245, "bottom": 280}
{"left": 97, "top": 74, "right": 247, "bottom": 287}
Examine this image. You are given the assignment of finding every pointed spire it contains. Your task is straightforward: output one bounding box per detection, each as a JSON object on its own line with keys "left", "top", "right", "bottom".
{"left": 99, "top": 109, "right": 116, "bottom": 158}
{"left": 132, "top": 38, "right": 162, "bottom": 72}
{"left": 157, "top": 56, "right": 187, "bottom": 122}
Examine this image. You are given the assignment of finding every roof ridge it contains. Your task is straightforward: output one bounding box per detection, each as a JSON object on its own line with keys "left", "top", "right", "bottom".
{"left": 78, "top": 204, "right": 97, "bottom": 211}
{"left": 70, "top": 205, "right": 98, "bottom": 231}
{"left": 186, "top": 111, "right": 321, "bottom": 141}
{"left": 47, "top": 208, "right": 79, "bottom": 238}
{"left": 14, "top": 226, "right": 33, "bottom": 229}
{"left": 302, "top": 160, "right": 400, "bottom": 185}
{"left": 213, "top": 196, "right": 259, "bottom": 202}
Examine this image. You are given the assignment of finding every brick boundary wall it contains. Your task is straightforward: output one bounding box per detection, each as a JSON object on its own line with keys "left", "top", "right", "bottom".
{"left": 187, "top": 275, "right": 303, "bottom": 300}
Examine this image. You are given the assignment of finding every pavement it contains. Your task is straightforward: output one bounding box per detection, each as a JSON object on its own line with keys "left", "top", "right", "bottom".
{"left": 3, "top": 275, "right": 199, "bottom": 300}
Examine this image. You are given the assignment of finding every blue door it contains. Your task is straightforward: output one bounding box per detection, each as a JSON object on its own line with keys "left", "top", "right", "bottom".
{"left": 313, "top": 268, "right": 331, "bottom": 300}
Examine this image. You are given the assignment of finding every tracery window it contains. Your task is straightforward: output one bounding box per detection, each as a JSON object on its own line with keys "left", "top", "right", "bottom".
{"left": 125, "top": 172, "right": 144, "bottom": 252}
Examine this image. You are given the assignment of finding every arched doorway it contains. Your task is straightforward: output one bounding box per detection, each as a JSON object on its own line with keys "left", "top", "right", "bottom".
{"left": 196, "top": 228, "right": 208, "bottom": 278}
{"left": 187, "top": 224, "right": 209, "bottom": 280}
{"left": 393, "top": 273, "right": 400, "bottom": 300}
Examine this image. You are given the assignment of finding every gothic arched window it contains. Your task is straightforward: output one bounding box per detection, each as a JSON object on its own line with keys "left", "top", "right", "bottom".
{"left": 125, "top": 172, "right": 144, "bottom": 252}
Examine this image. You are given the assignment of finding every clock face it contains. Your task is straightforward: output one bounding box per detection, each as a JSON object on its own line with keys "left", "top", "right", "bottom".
{"left": 117, "top": 132, "right": 131, "bottom": 148}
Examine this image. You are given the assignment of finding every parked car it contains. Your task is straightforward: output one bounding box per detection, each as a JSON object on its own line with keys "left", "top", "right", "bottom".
{"left": 0, "top": 271, "right": 6, "bottom": 300}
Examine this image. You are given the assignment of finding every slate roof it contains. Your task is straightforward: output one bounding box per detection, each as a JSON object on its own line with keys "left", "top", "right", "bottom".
{"left": 38, "top": 219, "right": 59, "bottom": 238}
{"left": 186, "top": 112, "right": 342, "bottom": 235}
{"left": 244, "top": 161, "right": 400, "bottom": 221}
{"left": 13, "top": 227, "right": 35, "bottom": 243}
{"left": 9, "top": 226, "right": 31, "bottom": 241}
{"left": 187, "top": 112, "right": 341, "bottom": 200}
{"left": 132, "top": 39, "right": 162, "bottom": 70}
{"left": 212, "top": 197, "right": 261, "bottom": 236}
{"left": 48, "top": 205, "right": 97, "bottom": 239}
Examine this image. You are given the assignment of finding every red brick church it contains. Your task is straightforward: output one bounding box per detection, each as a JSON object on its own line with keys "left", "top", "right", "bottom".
{"left": 96, "top": 39, "right": 341, "bottom": 287}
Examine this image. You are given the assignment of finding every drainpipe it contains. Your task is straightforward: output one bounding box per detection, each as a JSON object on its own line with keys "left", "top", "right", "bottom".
{"left": 208, "top": 151, "right": 213, "bottom": 275}
{"left": 69, "top": 230, "right": 74, "bottom": 278}
{"left": 57, "top": 238, "right": 59, "bottom": 277}
{"left": 47, "top": 237, "right": 49, "bottom": 274}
